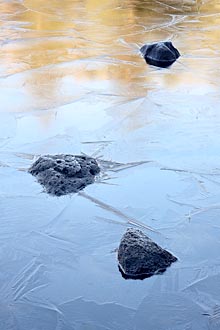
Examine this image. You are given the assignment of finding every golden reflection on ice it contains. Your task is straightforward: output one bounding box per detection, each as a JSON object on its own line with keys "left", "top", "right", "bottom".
{"left": 0, "top": 0, "right": 220, "bottom": 122}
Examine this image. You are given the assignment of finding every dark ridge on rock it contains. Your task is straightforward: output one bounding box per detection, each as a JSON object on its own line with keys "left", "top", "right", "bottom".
{"left": 118, "top": 228, "right": 177, "bottom": 280}
{"left": 140, "top": 41, "right": 180, "bottom": 68}
{"left": 29, "top": 154, "right": 100, "bottom": 196}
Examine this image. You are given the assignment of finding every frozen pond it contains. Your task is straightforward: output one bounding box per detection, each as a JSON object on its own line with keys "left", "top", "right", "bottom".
{"left": 1, "top": 0, "right": 220, "bottom": 328}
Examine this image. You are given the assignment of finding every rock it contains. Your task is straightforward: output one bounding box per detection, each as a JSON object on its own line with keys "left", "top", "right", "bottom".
{"left": 29, "top": 154, "right": 100, "bottom": 196}
{"left": 118, "top": 228, "right": 177, "bottom": 279}
{"left": 140, "top": 41, "right": 180, "bottom": 68}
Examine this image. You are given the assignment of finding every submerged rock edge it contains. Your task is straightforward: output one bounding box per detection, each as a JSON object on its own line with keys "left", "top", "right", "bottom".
{"left": 140, "top": 41, "right": 180, "bottom": 68}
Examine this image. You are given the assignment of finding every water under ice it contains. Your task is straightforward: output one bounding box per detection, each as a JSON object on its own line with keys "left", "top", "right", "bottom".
{"left": 1, "top": 0, "right": 220, "bottom": 328}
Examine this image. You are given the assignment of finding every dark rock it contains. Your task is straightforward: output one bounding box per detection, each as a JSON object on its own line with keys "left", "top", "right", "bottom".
{"left": 29, "top": 154, "right": 100, "bottom": 196}
{"left": 140, "top": 41, "right": 180, "bottom": 68}
{"left": 118, "top": 228, "right": 177, "bottom": 280}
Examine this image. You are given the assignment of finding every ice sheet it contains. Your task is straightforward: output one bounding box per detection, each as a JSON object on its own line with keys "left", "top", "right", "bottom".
{"left": 1, "top": 0, "right": 220, "bottom": 328}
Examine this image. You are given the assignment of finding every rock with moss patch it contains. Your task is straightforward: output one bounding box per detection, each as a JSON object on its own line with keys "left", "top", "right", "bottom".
{"left": 29, "top": 154, "right": 100, "bottom": 196}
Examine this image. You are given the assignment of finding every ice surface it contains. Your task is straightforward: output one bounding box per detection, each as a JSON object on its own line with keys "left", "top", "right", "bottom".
{"left": 134, "top": 293, "right": 209, "bottom": 330}
{"left": 1, "top": 0, "right": 220, "bottom": 328}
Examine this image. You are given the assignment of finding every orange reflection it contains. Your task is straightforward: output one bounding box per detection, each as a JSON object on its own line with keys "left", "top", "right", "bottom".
{"left": 0, "top": 0, "right": 219, "bottom": 131}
